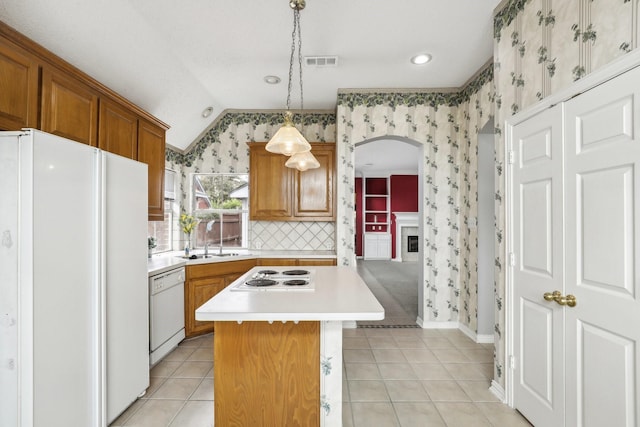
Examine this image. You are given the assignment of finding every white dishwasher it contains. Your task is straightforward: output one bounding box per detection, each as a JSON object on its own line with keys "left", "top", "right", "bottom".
{"left": 149, "top": 266, "right": 185, "bottom": 365}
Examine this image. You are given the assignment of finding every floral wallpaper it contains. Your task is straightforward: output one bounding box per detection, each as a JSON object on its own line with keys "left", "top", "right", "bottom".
{"left": 165, "top": 111, "right": 336, "bottom": 250}
{"left": 492, "top": 0, "right": 638, "bottom": 389}
{"left": 165, "top": 0, "right": 637, "bottom": 396}
{"left": 335, "top": 67, "right": 494, "bottom": 333}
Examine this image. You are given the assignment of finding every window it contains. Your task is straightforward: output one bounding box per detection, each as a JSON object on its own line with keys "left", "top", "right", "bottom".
{"left": 148, "top": 169, "right": 177, "bottom": 254}
{"left": 191, "top": 173, "right": 249, "bottom": 250}
{"left": 148, "top": 200, "right": 174, "bottom": 253}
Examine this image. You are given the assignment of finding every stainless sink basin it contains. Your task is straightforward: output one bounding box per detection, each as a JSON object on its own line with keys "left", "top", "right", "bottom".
{"left": 182, "top": 253, "right": 240, "bottom": 259}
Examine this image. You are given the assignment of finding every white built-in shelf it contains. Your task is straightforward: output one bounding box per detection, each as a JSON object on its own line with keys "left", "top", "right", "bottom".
{"left": 362, "top": 177, "right": 391, "bottom": 259}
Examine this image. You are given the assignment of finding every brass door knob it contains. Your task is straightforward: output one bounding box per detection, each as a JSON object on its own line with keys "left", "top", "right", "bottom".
{"left": 543, "top": 291, "right": 562, "bottom": 302}
{"left": 543, "top": 291, "right": 577, "bottom": 307}
{"left": 564, "top": 294, "right": 577, "bottom": 307}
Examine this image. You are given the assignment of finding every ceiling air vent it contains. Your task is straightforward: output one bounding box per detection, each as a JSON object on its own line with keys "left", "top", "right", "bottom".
{"left": 305, "top": 56, "right": 338, "bottom": 67}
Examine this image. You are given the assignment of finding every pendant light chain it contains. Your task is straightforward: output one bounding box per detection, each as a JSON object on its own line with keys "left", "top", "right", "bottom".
{"left": 285, "top": 7, "right": 304, "bottom": 133}
{"left": 285, "top": 9, "right": 297, "bottom": 111}
{"left": 296, "top": 8, "right": 303, "bottom": 112}
{"left": 265, "top": 0, "right": 317, "bottom": 168}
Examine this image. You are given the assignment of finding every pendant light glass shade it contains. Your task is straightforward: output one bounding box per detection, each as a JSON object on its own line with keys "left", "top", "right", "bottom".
{"left": 265, "top": 112, "right": 311, "bottom": 156}
{"left": 285, "top": 150, "right": 320, "bottom": 171}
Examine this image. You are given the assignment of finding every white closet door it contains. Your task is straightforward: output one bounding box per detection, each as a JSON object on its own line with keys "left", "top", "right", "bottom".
{"left": 564, "top": 65, "right": 640, "bottom": 427}
{"left": 511, "top": 105, "right": 565, "bottom": 427}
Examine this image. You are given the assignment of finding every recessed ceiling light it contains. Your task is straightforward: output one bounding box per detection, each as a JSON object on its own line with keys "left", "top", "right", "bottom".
{"left": 202, "top": 107, "right": 214, "bottom": 118}
{"left": 264, "top": 75, "right": 281, "bottom": 84}
{"left": 410, "top": 53, "right": 432, "bottom": 65}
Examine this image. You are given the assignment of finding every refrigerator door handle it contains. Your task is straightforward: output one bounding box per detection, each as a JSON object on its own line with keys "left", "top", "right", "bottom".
{"left": 97, "top": 151, "right": 107, "bottom": 427}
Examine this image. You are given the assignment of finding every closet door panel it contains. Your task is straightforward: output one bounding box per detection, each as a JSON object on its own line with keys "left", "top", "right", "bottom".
{"left": 511, "top": 105, "right": 565, "bottom": 427}
{"left": 564, "top": 64, "right": 640, "bottom": 427}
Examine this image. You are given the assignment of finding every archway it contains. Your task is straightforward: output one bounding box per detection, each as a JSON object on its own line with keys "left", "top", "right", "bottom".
{"left": 354, "top": 136, "right": 424, "bottom": 325}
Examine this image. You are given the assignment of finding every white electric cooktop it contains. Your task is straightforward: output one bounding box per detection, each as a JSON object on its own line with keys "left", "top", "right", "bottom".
{"left": 230, "top": 268, "right": 316, "bottom": 292}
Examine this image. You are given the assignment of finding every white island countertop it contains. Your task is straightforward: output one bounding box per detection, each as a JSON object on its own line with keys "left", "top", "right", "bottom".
{"left": 195, "top": 266, "right": 384, "bottom": 322}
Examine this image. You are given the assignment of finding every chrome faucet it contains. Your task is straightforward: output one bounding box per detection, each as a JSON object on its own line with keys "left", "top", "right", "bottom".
{"left": 205, "top": 220, "right": 215, "bottom": 256}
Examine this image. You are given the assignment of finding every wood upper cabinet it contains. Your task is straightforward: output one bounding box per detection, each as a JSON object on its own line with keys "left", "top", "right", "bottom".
{"left": 249, "top": 142, "right": 336, "bottom": 221}
{"left": 137, "top": 119, "right": 166, "bottom": 221}
{"left": 41, "top": 66, "right": 99, "bottom": 146}
{"left": 98, "top": 98, "right": 138, "bottom": 159}
{"left": 294, "top": 144, "right": 335, "bottom": 219}
{"left": 0, "top": 37, "right": 39, "bottom": 130}
{"left": 249, "top": 145, "right": 293, "bottom": 219}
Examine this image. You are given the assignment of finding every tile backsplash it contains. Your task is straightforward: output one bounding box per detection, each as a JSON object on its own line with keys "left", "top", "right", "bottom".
{"left": 250, "top": 221, "right": 335, "bottom": 251}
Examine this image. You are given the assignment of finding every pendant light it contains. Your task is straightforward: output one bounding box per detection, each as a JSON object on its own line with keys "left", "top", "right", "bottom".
{"left": 285, "top": 150, "right": 320, "bottom": 171}
{"left": 265, "top": 0, "right": 320, "bottom": 171}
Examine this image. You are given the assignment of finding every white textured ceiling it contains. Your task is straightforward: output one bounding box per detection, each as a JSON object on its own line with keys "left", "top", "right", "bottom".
{"left": 0, "top": 0, "right": 500, "bottom": 151}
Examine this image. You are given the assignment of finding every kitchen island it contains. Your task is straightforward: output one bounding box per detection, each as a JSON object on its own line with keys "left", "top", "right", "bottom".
{"left": 195, "top": 266, "right": 384, "bottom": 427}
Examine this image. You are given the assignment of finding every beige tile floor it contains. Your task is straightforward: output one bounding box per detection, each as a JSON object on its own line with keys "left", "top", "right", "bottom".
{"left": 110, "top": 333, "right": 214, "bottom": 427}
{"left": 110, "top": 328, "right": 531, "bottom": 427}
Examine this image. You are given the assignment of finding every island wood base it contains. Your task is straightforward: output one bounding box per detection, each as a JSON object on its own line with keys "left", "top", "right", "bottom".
{"left": 214, "top": 321, "right": 320, "bottom": 426}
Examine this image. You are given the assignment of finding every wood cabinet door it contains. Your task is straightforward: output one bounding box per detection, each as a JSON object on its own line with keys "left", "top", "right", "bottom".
{"left": 249, "top": 144, "right": 293, "bottom": 220}
{"left": 138, "top": 119, "right": 166, "bottom": 221}
{"left": 41, "top": 66, "right": 99, "bottom": 146}
{"left": 297, "top": 259, "right": 337, "bottom": 266}
{"left": 98, "top": 98, "right": 138, "bottom": 159}
{"left": 294, "top": 143, "right": 335, "bottom": 220}
{"left": 186, "top": 276, "right": 225, "bottom": 337}
{"left": 0, "top": 38, "right": 39, "bottom": 130}
{"left": 214, "top": 321, "right": 320, "bottom": 427}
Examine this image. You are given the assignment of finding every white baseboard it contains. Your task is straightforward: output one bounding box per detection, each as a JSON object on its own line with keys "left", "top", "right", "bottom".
{"left": 416, "top": 316, "right": 424, "bottom": 327}
{"left": 459, "top": 323, "right": 495, "bottom": 344}
{"left": 475, "top": 334, "right": 494, "bottom": 344}
{"left": 489, "top": 380, "right": 506, "bottom": 403}
{"left": 419, "top": 321, "right": 459, "bottom": 329}
{"left": 342, "top": 321, "right": 357, "bottom": 329}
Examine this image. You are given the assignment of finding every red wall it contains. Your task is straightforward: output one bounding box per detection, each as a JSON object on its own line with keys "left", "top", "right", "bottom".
{"left": 355, "top": 177, "right": 363, "bottom": 257}
{"left": 355, "top": 175, "right": 418, "bottom": 259}
{"left": 390, "top": 175, "right": 418, "bottom": 259}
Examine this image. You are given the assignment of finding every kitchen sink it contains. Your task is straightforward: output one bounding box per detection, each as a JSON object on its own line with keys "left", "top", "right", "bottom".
{"left": 182, "top": 253, "right": 241, "bottom": 259}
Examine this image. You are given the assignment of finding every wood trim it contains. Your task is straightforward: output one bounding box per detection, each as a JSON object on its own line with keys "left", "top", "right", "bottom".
{"left": 214, "top": 321, "right": 320, "bottom": 426}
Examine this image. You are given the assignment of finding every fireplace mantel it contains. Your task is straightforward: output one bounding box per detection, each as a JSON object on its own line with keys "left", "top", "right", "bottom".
{"left": 393, "top": 212, "right": 419, "bottom": 262}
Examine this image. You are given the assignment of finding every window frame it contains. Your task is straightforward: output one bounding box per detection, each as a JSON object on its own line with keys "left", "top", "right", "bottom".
{"left": 189, "top": 172, "right": 250, "bottom": 250}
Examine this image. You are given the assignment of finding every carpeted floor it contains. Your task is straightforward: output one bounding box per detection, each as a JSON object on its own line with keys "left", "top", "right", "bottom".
{"left": 356, "top": 260, "right": 419, "bottom": 327}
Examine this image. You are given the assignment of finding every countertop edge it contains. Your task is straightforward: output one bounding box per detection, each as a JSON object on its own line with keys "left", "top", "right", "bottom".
{"left": 195, "top": 313, "right": 385, "bottom": 322}
{"left": 148, "top": 251, "right": 337, "bottom": 275}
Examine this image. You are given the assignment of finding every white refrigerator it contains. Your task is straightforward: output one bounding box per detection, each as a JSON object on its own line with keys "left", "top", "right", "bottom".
{"left": 0, "top": 129, "right": 150, "bottom": 426}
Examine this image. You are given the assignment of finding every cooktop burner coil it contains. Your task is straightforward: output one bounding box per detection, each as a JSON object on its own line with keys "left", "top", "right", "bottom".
{"left": 282, "top": 270, "right": 310, "bottom": 276}
{"left": 245, "top": 278, "right": 277, "bottom": 287}
{"left": 283, "top": 279, "right": 308, "bottom": 286}
{"left": 257, "top": 270, "right": 278, "bottom": 275}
